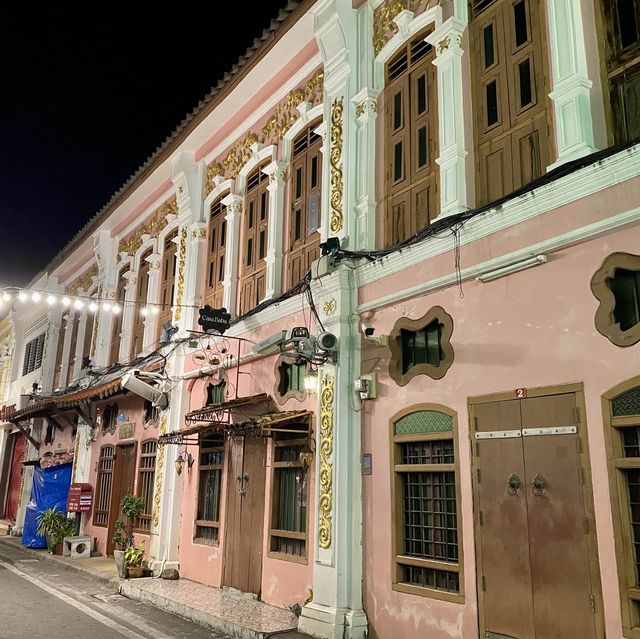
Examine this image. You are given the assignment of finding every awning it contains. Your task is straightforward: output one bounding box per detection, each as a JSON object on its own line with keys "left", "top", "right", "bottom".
{"left": 184, "top": 393, "right": 272, "bottom": 425}
{"left": 159, "top": 409, "right": 312, "bottom": 445}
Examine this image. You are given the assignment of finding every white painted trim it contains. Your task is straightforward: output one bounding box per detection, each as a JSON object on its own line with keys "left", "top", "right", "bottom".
{"left": 281, "top": 103, "right": 324, "bottom": 164}
{"left": 117, "top": 189, "right": 176, "bottom": 242}
{"left": 358, "top": 144, "right": 640, "bottom": 285}
{"left": 358, "top": 205, "right": 640, "bottom": 312}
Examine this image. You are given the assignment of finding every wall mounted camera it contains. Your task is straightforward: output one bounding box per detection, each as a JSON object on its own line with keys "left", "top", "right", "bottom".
{"left": 317, "top": 332, "right": 338, "bottom": 352}
{"left": 121, "top": 370, "right": 169, "bottom": 410}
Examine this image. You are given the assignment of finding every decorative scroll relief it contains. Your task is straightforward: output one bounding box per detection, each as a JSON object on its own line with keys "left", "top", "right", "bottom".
{"left": 205, "top": 70, "right": 324, "bottom": 193}
{"left": 174, "top": 228, "right": 187, "bottom": 322}
{"left": 373, "top": 0, "right": 441, "bottom": 56}
{"left": 67, "top": 264, "right": 98, "bottom": 296}
{"left": 318, "top": 373, "right": 335, "bottom": 550}
{"left": 329, "top": 97, "right": 344, "bottom": 234}
{"left": 152, "top": 414, "right": 168, "bottom": 527}
{"left": 118, "top": 195, "right": 178, "bottom": 258}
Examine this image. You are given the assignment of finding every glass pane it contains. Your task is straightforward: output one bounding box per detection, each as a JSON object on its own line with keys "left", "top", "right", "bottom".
{"left": 259, "top": 230, "right": 266, "bottom": 260}
{"left": 308, "top": 195, "right": 319, "bottom": 235}
{"left": 418, "top": 126, "right": 428, "bottom": 168}
{"left": 311, "top": 155, "right": 318, "bottom": 188}
{"left": 400, "top": 564, "right": 459, "bottom": 593}
{"left": 218, "top": 255, "right": 224, "bottom": 282}
{"left": 295, "top": 167, "right": 303, "bottom": 200}
{"left": 483, "top": 23, "right": 495, "bottom": 68}
{"left": 394, "top": 91, "right": 403, "bottom": 130}
{"left": 611, "top": 268, "right": 640, "bottom": 331}
{"left": 394, "top": 142, "right": 403, "bottom": 182}
{"left": 617, "top": 0, "right": 640, "bottom": 49}
{"left": 613, "top": 387, "right": 640, "bottom": 417}
{"left": 417, "top": 75, "right": 426, "bottom": 114}
{"left": 486, "top": 80, "right": 498, "bottom": 126}
{"left": 260, "top": 191, "right": 267, "bottom": 221}
{"left": 627, "top": 469, "right": 640, "bottom": 586}
{"left": 221, "top": 221, "right": 226, "bottom": 247}
{"left": 247, "top": 238, "right": 253, "bottom": 266}
{"left": 513, "top": 0, "right": 528, "bottom": 47}
{"left": 623, "top": 427, "right": 640, "bottom": 457}
{"left": 519, "top": 58, "right": 533, "bottom": 108}
{"left": 248, "top": 201, "right": 254, "bottom": 228}
{"left": 395, "top": 411, "right": 453, "bottom": 435}
{"left": 402, "top": 440, "right": 454, "bottom": 464}
{"left": 294, "top": 209, "right": 302, "bottom": 242}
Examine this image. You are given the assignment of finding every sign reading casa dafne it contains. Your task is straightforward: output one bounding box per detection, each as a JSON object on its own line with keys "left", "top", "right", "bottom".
{"left": 198, "top": 306, "right": 231, "bottom": 334}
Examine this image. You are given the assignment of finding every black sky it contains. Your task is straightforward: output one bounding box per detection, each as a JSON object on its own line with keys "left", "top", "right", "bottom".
{"left": 0, "top": 4, "right": 289, "bottom": 288}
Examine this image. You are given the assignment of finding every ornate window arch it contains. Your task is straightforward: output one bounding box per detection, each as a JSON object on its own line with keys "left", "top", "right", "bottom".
{"left": 390, "top": 403, "right": 463, "bottom": 601}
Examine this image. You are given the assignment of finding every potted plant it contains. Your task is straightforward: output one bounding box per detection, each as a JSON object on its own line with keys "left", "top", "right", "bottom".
{"left": 37, "top": 507, "right": 75, "bottom": 555}
{"left": 112, "top": 494, "right": 145, "bottom": 579}
{"left": 124, "top": 541, "right": 145, "bottom": 578}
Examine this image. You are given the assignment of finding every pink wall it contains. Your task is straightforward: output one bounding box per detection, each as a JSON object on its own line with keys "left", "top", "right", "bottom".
{"left": 177, "top": 314, "right": 316, "bottom": 608}
{"left": 360, "top": 221, "right": 640, "bottom": 638}
{"left": 83, "top": 395, "right": 155, "bottom": 558}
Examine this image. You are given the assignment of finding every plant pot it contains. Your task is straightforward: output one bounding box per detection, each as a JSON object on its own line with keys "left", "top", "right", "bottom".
{"left": 54, "top": 542, "right": 63, "bottom": 556}
{"left": 127, "top": 566, "right": 144, "bottom": 578}
{"left": 114, "top": 550, "right": 127, "bottom": 579}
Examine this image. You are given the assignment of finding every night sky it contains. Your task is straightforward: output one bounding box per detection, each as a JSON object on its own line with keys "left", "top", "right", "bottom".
{"left": 0, "top": 3, "right": 289, "bottom": 288}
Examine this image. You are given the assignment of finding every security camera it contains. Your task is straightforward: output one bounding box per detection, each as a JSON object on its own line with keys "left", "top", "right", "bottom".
{"left": 317, "top": 332, "right": 338, "bottom": 352}
{"left": 122, "top": 371, "right": 169, "bottom": 409}
{"left": 361, "top": 323, "right": 375, "bottom": 337}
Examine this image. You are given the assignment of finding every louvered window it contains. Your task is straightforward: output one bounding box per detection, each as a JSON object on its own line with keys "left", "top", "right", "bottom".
{"left": 205, "top": 195, "right": 228, "bottom": 310}
{"left": 239, "top": 165, "right": 269, "bottom": 316}
{"left": 82, "top": 310, "right": 95, "bottom": 366}
{"left": 470, "top": 0, "right": 551, "bottom": 206}
{"left": 110, "top": 268, "right": 128, "bottom": 365}
{"left": 93, "top": 446, "right": 115, "bottom": 527}
{"left": 194, "top": 434, "right": 225, "bottom": 544}
{"left": 22, "top": 333, "right": 46, "bottom": 377}
{"left": 135, "top": 440, "right": 157, "bottom": 533}
{"left": 287, "top": 122, "right": 322, "bottom": 287}
{"left": 384, "top": 30, "right": 439, "bottom": 247}
{"left": 157, "top": 234, "right": 178, "bottom": 341}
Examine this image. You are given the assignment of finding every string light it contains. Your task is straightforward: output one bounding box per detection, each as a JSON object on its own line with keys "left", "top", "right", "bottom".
{"left": 141, "top": 308, "right": 149, "bottom": 316}
{"left": 89, "top": 302, "right": 98, "bottom": 312}
{"left": 46, "top": 295, "right": 56, "bottom": 306}
{"left": 2, "top": 292, "right": 11, "bottom": 302}
{"left": 151, "top": 307, "right": 159, "bottom": 315}
{"left": 18, "top": 291, "right": 28, "bottom": 302}
{"left": 31, "top": 292, "right": 41, "bottom": 302}
{"left": 62, "top": 296, "right": 71, "bottom": 307}
{"left": 73, "top": 299, "right": 84, "bottom": 310}
{"left": 112, "top": 304, "right": 121, "bottom": 314}
{"left": 102, "top": 302, "right": 112, "bottom": 311}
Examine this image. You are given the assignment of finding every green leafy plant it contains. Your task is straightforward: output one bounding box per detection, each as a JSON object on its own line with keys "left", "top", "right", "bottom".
{"left": 124, "top": 541, "right": 145, "bottom": 567}
{"left": 37, "top": 507, "right": 75, "bottom": 551}
{"left": 112, "top": 494, "right": 145, "bottom": 550}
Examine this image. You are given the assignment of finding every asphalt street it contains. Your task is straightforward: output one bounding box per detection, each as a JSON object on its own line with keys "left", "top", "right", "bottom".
{"left": 0, "top": 542, "right": 229, "bottom": 639}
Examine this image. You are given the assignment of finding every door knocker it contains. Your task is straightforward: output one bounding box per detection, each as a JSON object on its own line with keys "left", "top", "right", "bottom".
{"left": 507, "top": 474, "right": 521, "bottom": 495}
{"left": 236, "top": 472, "right": 249, "bottom": 496}
{"left": 531, "top": 474, "right": 547, "bottom": 496}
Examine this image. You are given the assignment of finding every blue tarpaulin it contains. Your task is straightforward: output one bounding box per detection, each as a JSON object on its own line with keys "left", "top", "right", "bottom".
{"left": 22, "top": 463, "right": 73, "bottom": 548}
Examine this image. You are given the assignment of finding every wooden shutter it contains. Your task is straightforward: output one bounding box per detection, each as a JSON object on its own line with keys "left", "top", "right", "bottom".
{"left": 157, "top": 234, "right": 178, "bottom": 340}
{"left": 384, "top": 31, "right": 439, "bottom": 248}
{"left": 110, "top": 269, "right": 127, "bottom": 365}
{"left": 205, "top": 195, "right": 227, "bottom": 310}
{"left": 471, "top": 0, "right": 551, "bottom": 206}
{"left": 131, "top": 249, "right": 152, "bottom": 358}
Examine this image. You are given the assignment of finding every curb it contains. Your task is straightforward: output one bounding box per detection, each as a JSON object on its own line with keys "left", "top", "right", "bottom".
{"left": 0, "top": 537, "right": 120, "bottom": 588}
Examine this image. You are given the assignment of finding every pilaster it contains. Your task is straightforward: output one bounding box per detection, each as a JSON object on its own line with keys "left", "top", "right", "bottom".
{"left": 143, "top": 253, "right": 162, "bottom": 351}
{"left": 546, "top": 0, "right": 599, "bottom": 168}
{"left": 73, "top": 311, "right": 88, "bottom": 379}
{"left": 427, "top": 18, "right": 469, "bottom": 218}
{"left": 59, "top": 312, "right": 75, "bottom": 388}
{"left": 263, "top": 160, "right": 287, "bottom": 300}
{"left": 221, "top": 193, "right": 243, "bottom": 318}
{"left": 41, "top": 308, "right": 62, "bottom": 394}
{"left": 118, "top": 272, "right": 137, "bottom": 362}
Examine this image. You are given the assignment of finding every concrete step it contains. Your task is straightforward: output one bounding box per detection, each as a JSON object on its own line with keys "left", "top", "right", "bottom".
{"left": 119, "top": 577, "right": 300, "bottom": 639}
{"left": 0, "top": 519, "right": 12, "bottom": 535}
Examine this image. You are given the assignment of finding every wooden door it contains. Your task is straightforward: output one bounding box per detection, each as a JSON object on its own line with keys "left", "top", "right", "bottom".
{"left": 223, "top": 435, "right": 267, "bottom": 595}
{"left": 3, "top": 433, "right": 27, "bottom": 521}
{"left": 472, "top": 390, "right": 601, "bottom": 639}
{"left": 106, "top": 443, "right": 137, "bottom": 555}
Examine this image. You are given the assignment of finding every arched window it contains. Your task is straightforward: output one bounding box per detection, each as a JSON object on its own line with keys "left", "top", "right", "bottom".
{"left": 205, "top": 195, "right": 227, "bottom": 310}
{"left": 131, "top": 248, "right": 152, "bottom": 358}
{"left": 286, "top": 122, "right": 322, "bottom": 287}
{"left": 384, "top": 29, "right": 438, "bottom": 247}
{"left": 469, "top": 0, "right": 551, "bottom": 206}
{"left": 391, "top": 406, "right": 462, "bottom": 600}
{"left": 603, "top": 378, "right": 640, "bottom": 633}
{"left": 239, "top": 164, "right": 269, "bottom": 315}
{"left": 157, "top": 233, "right": 178, "bottom": 342}
{"left": 110, "top": 268, "right": 127, "bottom": 365}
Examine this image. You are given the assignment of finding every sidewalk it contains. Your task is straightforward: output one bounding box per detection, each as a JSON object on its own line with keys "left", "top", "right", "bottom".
{"left": 0, "top": 535, "right": 306, "bottom": 639}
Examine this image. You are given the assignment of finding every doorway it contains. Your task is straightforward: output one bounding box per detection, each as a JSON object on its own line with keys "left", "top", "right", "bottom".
{"left": 223, "top": 435, "right": 267, "bottom": 595}
{"left": 469, "top": 384, "right": 603, "bottom": 639}
{"left": 106, "top": 442, "right": 137, "bottom": 555}
{"left": 3, "top": 433, "right": 27, "bottom": 521}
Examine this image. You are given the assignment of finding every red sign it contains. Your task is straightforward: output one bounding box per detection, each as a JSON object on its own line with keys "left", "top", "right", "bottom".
{"left": 0, "top": 404, "right": 16, "bottom": 421}
{"left": 515, "top": 388, "right": 527, "bottom": 399}
{"left": 67, "top": 483, "right": 93, "bottom": 513}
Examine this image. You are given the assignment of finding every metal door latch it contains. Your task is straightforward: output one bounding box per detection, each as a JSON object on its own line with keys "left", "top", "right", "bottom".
{"left": 507, "top": 474, "right": 521, "bottom": 495}
{"left": 236, "top": 472, "right": 249, "bottom": 495}
{"left": 531, "top": 474, "right": 547, "bottom": 496}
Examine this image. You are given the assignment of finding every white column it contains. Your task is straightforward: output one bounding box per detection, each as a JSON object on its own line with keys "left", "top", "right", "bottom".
{"left": 93, "top": 284, "right": 115, "bottom": 369}
{"left": 41, "top": 309, "right": 62, "bottom": 394}
{"left": 263, "top": 160, "right": 287, "bottom": 300}
{"left": 546, "top": 0, "right": 599, "bottom": 168}
{"left": 427, "top": 18, "right": 469, "bottom": 218}
{"left": 221, "top": 193, "right": 243, "bottom": 318}
{"left": 352, "top": 88, "right": 379, "bottom": 249}
{"left": 73, "top": 311, "right": 88, "bottom": 379}
{"left": 143, "top": 253, "right": 162, "bottom": 351}
{"left": 182, "top": 221, "right": 208, "bottom": 331}
{"left": 59, "top": 312, "right": 75, "bottom": 387}
{"left": 118, "top": 272, "right": 137, "bottom": 362}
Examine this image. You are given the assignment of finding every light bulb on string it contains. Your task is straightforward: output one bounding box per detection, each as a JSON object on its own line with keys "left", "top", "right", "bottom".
{"left": 112, "top": 304, "right": 121, "bottom": 315}
{"left": 2, "top": 292, "right": 11, "bottom": 303}
{"left": 74, "top": 299, "right": 84, "bottom": 310}
{"left": 46, "top": 295, "right": 56, "bottom": 306}
{"left": 102, "top": 302, "right": 112, "bottom": 311}
{"left": 18, "top": 291, "right": 28, "bottom": 302}
{"left": 151, "top": 306, "right": 159, "bottom": 315}
{"left": 141, "top": 308, "right": 149, "bottom": 316}
{"left": 62, "top": 297, "right": 71, "bottom": 307}
{"left": 31, "top": 292, "right": 41, "bottom": 302}
{"left": 89, "top": 302, "right": 98, "bottom": 312}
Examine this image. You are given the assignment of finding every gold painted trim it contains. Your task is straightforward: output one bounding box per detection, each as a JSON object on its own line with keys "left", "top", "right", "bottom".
{"left": 318, "top": 372, "right": 334, "bottom": 549}
{"left": 152, "top": 414, "right": 168, "bottom": 528}
{"left": 174, "top": 228, "right": 187, "bottom": 322}
{"left": 118, "top": 196, "right": 178, "bottom": 258}
{"left": 67, "top": 265, "right": 98, "bottom": 296}
{"left": 329, "top": 97, "right": 344, "bottom": 234}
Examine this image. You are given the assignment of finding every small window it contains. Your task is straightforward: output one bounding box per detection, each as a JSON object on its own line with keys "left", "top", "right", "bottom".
{"left": 389, "top": 307, "right": 455, "bottom": 385}
{"left": 392, "top": 407, "right": 462, "bottom": 600}
{"left": 206, "top": 381, "right": 226, "bottom": 406}
{"left": 274, "top": 358, "right": 307, "bottom": 405}
{"left": 591, "top": 252, "right": 640, "bottom": 347}
{"left": 143, "top": 400, "right": 159, "bottom": 425}
{"left": 22, "top": 333, "right": 45, "bottom": 377}
{"left": 135, "top": 440, "right": 157, "bottom": 533}
{"left": 269, "top": 432, "right": 308, "bottom": 561}
{"left": 101, "top": 403, "right": 118, "bottom": 435}
{"left": 194, "top": 434, "right": 225, "bottom": 545}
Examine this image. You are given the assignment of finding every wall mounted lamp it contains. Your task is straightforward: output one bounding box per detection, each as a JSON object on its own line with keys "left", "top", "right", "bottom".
{"left": 299, "top": 441, "right": 314, "bottom": 468}
{"left": 175, "top": 450, "right": 195, "bottom": 475}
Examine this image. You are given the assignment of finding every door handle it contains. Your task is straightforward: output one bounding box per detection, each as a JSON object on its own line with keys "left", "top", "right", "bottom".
{"left": 507, "top": 474, "right": 521, "bottom": 495}
{"left": 236, "top": 473, "right": 249, "bottom": 496}
{"left": 531, "top": 474, "right": 547, "bottom": 496}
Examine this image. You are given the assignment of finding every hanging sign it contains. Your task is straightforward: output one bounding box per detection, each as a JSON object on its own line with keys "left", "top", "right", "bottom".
{"left": 67, "top": 483, "right": 93, "bottom": 513}
{"left": 0, "top": 404, "right": 16, "bottom": 421}
{"left": 198, "top": 306, "right": 231, "bottom": 334}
